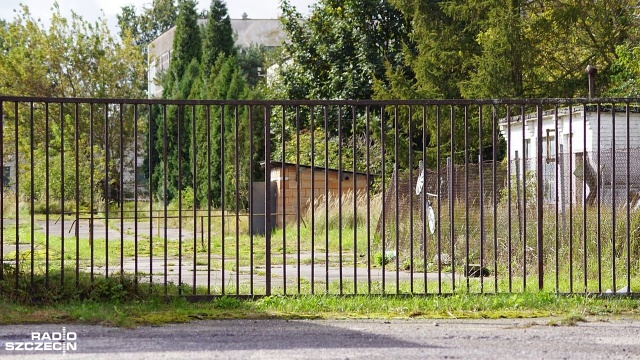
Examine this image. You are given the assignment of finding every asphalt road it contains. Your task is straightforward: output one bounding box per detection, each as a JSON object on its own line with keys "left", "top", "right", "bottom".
{"left": 1, "top": 318, "right": 639, "bottom": 359}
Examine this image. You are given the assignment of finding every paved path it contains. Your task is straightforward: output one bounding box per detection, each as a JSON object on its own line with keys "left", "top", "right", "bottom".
{"left": 1, "top": 318, "right": 639, "bottom": 359}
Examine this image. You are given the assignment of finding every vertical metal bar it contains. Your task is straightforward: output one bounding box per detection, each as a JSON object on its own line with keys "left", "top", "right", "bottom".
{"left": 89, "top": 103, "right": 94, "bottom": 283}
{"left": 14, "top": 102, "right": 19, "bottom": 290}
{"left": 582, "top": 105, "right": 588, "bottom": 293}
{"left": 451, "top": 105, "right": 456, "bottom": 293}
{"left": 352, "top": 105, "right": 358, "bottom": 295}
{"left": 422, "top": 105, "right": 427, "bottom": 294}
{"left": 436, "top": 105, "right": 441, "bottom": 294}
{"left": 465, "top": 105, "right": 470, "bottom": 292}
{"left": 626, "top": 102, "right": 631, "bottom": 293}
{"left": 177, "top": 105, "right": 183, "bottom": 295}
{"left": 522, "top": 105, "right": 527, "bottom": 291}
{"left": 569, "top": 105, "right": 574, "bottom": 293}
{"left": 381, "top": 106, "right": 386, "bottom": 294}
{"left": 119, "top": 103, "right": 124, "bottom": 277}
{"left": 587, "top": 65, "right": 597, "bottom": 98}
{"left": 338, "top": 106, "right": 343, "bottom": 295}
{"left": 207, "top": 105, "right": 211, "bottom": 294}
{"left": 536, "top": 104, "right": 544, "bottom": 291}
{"left": 295, "top": 106, "right": 301, "bottom": 294}
{"left": 103, "top": 103, "right": 108, "bottom": 280}
{"left": 393, "top": 106, "right": 399, "bottom": 294}
{"left": 310, "top": 106, "right": 315, "bottom": 295}
{"left": 554, "top": 105, "right": 559, "bottom": 292}
{"left": 408, "top": 105, "right": 414, "bottom": 294}
{"left": 75, "top": 103, "right": 80, "bottom": 286}
{"left": 264, "top": 105, "right": 272, "bottom": 296}
{"left": 281, "top": 105, "right": 286, "bottom": 295}
{"left": 492, "top": 106, "right": 497, "bottom": 293}
{"left": 596, "top": 103, "right": 602, "bottom": 293}
{"left": 147, "top": 104, "right": 153, "bottom": 292}
{"left": 248, "top": 105, "right": 254, "bottom": 294}
{"left": 611, "top": 104, "right": 616, "bottom": 292}
{"left": 46, "top": 102, "right": 51, "bottom": 286}
{"left": 193, "top": 104, "right": 197, "bottom": 295}
{"left": 366, "top": 106, "right": 371, "bottom": 294}
{"left": 248, "top": 105, "right": 252, "bottom": 295}
{"left": 163, "top": 104, "right": 168, "bottom": 295}
{"left": 236, "top": 105, "right": 241, "bottom": 295}
{"left": 220, "top": 105, "right": 225, "bottom": 295}
{"left": 61, "top": 102, "right": 66, "bottom": 285}
{"left": 506, "top": 105, "right": 512, "bottom": 292}
{"left": 0, "top": 101, "right": 3, "bottom": 282}
{"left": 478, "top": 105, "right": 484, "bottom": 293}
{"left": 324, "top": 105, "right": 329, "bottom": 294}
{"left": 134, "top": 104, "right": 139, "bottom": 288}
{"left": 30, "top": 102, "right": 34, "bottom": 285}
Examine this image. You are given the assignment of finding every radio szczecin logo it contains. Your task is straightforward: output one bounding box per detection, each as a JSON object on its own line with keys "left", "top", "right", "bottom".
{"left": 4, "top": 327, "right": 77, "bottom": 354}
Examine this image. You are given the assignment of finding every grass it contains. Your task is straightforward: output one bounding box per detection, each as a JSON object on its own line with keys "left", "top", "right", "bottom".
{"left": 1, "top": 264, "right": 639, "bottom": 327}
{"left": 3, "top": 187, "right": 640, "bottom": 297}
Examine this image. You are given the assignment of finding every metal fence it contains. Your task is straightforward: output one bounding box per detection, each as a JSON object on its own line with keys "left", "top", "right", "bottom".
{"left": 1, "top": 96, "right": 639, "bottom": 297}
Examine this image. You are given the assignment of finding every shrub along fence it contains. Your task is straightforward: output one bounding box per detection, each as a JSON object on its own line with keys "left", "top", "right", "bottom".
{"left": 1, "top": 96, "right": 639, "bottom": 297}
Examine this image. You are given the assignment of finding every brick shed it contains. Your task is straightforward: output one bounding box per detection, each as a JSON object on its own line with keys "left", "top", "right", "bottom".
{"left": 270, "top": 161, "right": 369, "bottom": 227}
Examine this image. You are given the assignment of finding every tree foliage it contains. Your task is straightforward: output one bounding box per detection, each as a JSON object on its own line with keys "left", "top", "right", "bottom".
{"left": 0, "top": 4, "right": 146, "bottom": 99}
{"left": 118, "top": 0, "right": 178, "bottom": 47}
{"left": 609, "top": 45, "right": 640, "bottom": 97}
{"left": 201, "top": 0, "right": 236, "bottom": 80}
{"left": 385, "top": 0, "right": 640, "bottom": 100}
{"left": 0, "top": 3, "right": 146, "bottom": 207}
{"left": 278, "top": 0, "right": 411, "bottom": 101}
{"left": 151, "top": 0, "right": 201, "bottom": 203}
{"left": 146, "top": 0, "right": 263, "bottom": 208}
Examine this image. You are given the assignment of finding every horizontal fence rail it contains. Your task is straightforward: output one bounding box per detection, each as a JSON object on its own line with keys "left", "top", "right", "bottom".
{"left": 1, "top": 96, "right": 639, "bottom": 297}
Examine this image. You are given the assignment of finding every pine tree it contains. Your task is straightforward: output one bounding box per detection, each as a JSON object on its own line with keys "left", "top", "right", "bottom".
{"left": 166, "top": 0, "right": 201, "bottom": 87}
{"left": 152, "top": 0, "right": 201, "bottom": 203}
{"left": 202, "top": 0, "right": 236, "bottom": 81}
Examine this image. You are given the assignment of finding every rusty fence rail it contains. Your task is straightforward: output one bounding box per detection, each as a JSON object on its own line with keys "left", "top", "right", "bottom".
{"left": 0, "top": 96, "right": 639, "bottom": 296}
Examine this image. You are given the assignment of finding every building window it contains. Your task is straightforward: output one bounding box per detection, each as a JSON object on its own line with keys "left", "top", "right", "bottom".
{"left": 135, "top": 166, "right": 147, "bottom": 184}
{"left": 3, "top": 166, "right": 10, "bottom": 187}
{"left": 160, "top": 52, "right": 170, "bottom": 71}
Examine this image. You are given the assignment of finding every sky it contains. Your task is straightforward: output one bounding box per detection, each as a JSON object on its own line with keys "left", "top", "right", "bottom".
{"left": 0, "top": 0, "right": 317, "bottom": 32}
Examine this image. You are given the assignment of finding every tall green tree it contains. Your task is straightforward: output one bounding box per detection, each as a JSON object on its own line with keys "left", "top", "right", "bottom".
{"left": 152, "top": 0, "right": 201, "bottom": 203}
{"left": 194, "top": 55, "right": 263, "bottom": 209}
{"left": 118, "top": 0, "right": 178, "bottom": 47}
{"left": 609, "top": 45, "right": 640, "bottom": 97}
{"left": 276, "top": 0, "right": 412, "bottom": 170}
{"left": 0, "top": 3, "right": 146, "bottom": 205}
{"left": 201, "top": 0, "right": 236, "bottom": 80}
{"left": 278, "top": 0, "right": 411, "bottom": 101}
{"left": 386, "top": 0, "right": 639, "bottom": 99}
{"left": 165, "top": 0, "right": 202, "bottom": 90}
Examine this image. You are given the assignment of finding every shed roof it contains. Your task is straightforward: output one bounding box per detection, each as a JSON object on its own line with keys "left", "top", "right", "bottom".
{"left": 499, "top": 105, "right": 640, "bottom": 125}
{"left": 270, "top": 161, "right": 369, "bottom": 176}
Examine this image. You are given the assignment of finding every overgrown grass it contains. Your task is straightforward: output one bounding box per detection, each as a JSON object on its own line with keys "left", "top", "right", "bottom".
{"left": 3, "top": 188, "right": 640, "bottom": 296}
{"left": 1, "top": 288, "right": 639, "bottom": 327}
{"left": 1, "top": 263, "right": 639, "bottom": 327}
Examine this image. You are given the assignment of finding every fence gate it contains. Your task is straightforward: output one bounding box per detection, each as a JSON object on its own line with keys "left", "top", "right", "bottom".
{"left": 1, "top": 96, "right": 638, "bottom": 296}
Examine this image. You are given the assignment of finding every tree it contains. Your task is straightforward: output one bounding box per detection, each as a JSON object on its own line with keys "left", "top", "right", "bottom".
{"left": 165, "top": 0, "right": 202, "bottom": 89}
{"left": 278, "top": 0, "right": 411, "bottom": 101}
{"left": 201, "top": 0, "right": 236, "bottom": 80}
{"left": 152, "top": 0, "right": 201, "bottom": 203}
{"left": 0, "top": 3, "right": 146, "bottom": 206}
{"left": 276, "top": 0, "right": 412, "bottom": 172}
{"left": 118, "top": 0, "right": 178, "bottom": 47}
{"left": 0, "top": 4, "right": 145, "bottom": 99}
{"left": 387, "top": 0, "right": 640, "bottom": 99}
{"left": 608, "top": 45, "right": 640, "bottom": 97}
